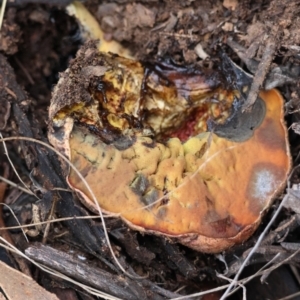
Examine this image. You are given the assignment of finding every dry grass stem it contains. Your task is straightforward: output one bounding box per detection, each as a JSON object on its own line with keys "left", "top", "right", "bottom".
{"left": 0, "top": 175, "right": 35, "bottom": 195}
{"left": 0, "top": 133, "right": 37, "bottom": 198}
{"left": 0, "top": 0, "right": 7, "bottom": 31}
{"left": 0, "top": 203, "right": 28, "bottom": 242}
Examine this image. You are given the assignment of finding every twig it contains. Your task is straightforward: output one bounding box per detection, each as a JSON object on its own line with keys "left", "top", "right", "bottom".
{"left": 225, "top": 253, "right": 281, "bottom": 297}
{"left": 0, "top": 0, "right": 7, "bottom": 31}
{"left": 217, "top": 273, "right": 247, "bottom": 300}
{"left": 261, "top": 214, "right": 300, "bottom": 245}
{"left": 0, "top": 203, "right": 29, "bottom": 243}
{"left": 158, "top": 31, "right": 197, "bottom": 40}
{"left": 278, "top": 291, "right": 300, "bottom": 300}
{"left": 0, "top": 132, "right": 36, "bottom": 198}
{"left": 289, "top": 265, "right": 300, "bottom": 286}
{"left": 260, "top": 248, "right": 300, "bottom": 283}
{"left": 41, "top": 193, "right": 59, "bottom": 243}
{"left": 0, "top": 164, "right": 31, "bottom": 276}
{"left": 242, "top": 25, "right": 279, "bottom": 112}
{"left": 0, "top": 175, "right": 35, "bottom": 195}
{"left": 0, "top": 215, "right": 104, "bottom": 231}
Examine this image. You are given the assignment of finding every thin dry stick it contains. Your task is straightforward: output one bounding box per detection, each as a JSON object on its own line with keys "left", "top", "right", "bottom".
{"left": 172, "top": 283, "right": 231, "bottom": 300}
{"left": 0, "top": 175, "right": 35, "bottom": 195}
{"left": 221, "top": 254, "right": 280, "bottom": 298}
{"left": 217, "top": 273, "right": 247, "bottom": 300}
{"left": 0, "top": 136, "right": 146, "bottom": 280}
{"left": 225, "top": 249, "right": 300, "bottom": 299}
{"left": 260, "top": 248, "right": 300, "bottom": 283}
{"left": 0, "top": 215, "right": 118, "bottom": 232}
{"left": 226, "top": 253, "right": 281, "bottom": 297}
{"left": 158, "top": 31, "right": 197, "bottom": 40}
{"left": 0, "top": 0, "right": 7, "bottom": 31}
{"left": 289, "top": 265, "right": 300, "bottom": 286}
{"left": 0, "top": 133, "right": 37, "bottom": 199}
{"left": 9, "top": 215, "right": 108, "bottom": 229}
{"left": 242, "top": 25, "right": 279, "bottom": 112}
{"left": 42, "top": 194, "right": 58, "bottom": 244}
{"left": 278, "top": 291, "right": 300, "bottom": 300}
{"left": 0, "top": 203, "right": 28, "bottom": 243}
{"left": 172, "top": 252, "right": 284, "bottom": 300}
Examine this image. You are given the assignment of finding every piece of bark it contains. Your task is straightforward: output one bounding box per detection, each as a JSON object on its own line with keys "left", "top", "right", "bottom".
{"left": 25, "top": 243, "right": 164, "bottom": 300}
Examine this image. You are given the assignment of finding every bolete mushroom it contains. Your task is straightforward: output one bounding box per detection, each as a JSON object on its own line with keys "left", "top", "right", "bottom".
{"left": 48, "top": 42, "right": 290, "bottom": 253}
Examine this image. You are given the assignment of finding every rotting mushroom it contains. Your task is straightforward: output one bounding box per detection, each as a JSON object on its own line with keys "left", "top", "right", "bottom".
{"left": 48, "top": 40, "right": 290, "bottom": 253}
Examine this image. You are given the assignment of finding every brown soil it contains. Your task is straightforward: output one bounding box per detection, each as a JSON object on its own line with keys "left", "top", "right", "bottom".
{"left": 1, "top": 0, "right": 300, "bottom": 299}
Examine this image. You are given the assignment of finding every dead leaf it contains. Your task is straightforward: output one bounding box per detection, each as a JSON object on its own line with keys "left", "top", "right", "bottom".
{"left": 0, "top": 261, "right": 58, "bottom": 300}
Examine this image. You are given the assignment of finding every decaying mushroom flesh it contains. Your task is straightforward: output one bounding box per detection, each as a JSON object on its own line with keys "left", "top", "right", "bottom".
{"left": 48, "top": 42, "right": 290, "bottom": 253}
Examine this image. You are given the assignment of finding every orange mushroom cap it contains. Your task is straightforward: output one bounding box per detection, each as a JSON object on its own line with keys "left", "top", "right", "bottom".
{"left": 48, "top": 43, "right": 290, "bottom": 253}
